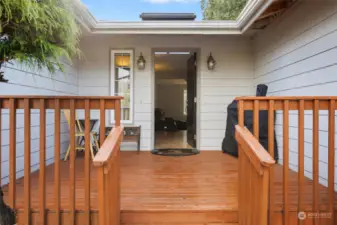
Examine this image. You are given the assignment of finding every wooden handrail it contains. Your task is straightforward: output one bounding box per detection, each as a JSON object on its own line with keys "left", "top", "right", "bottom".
{"left": 0, "top": 96, "right": 123, "bottom": 109}
{"left": 236, "top": 96, "right": 337, "bottom": 100}
{"left": 235, "top": 125, "right": 275, "bottom": 172}
{"left": 93, "top": 126, "right": 124, "bottom": 167}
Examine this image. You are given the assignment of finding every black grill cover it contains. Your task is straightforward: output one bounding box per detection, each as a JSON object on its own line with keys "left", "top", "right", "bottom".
{"left": 221, "top": 84, "right": 279, "bottom": 161}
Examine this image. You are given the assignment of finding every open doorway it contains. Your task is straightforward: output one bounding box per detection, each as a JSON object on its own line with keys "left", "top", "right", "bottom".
{"left": 154, "top": 49, "right": 197, "bottom": 150}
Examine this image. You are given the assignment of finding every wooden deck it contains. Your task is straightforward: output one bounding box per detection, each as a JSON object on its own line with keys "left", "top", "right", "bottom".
{"left": 2, "top": 151, "right": 337, "bottom": 225}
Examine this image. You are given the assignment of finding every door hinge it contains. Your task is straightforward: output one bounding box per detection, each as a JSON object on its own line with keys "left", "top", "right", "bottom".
{"left": 194, "top": 97, "right": 197, "bottom": 103}
{"left": 194, "top": 134, "right": 196, "bottom": 140}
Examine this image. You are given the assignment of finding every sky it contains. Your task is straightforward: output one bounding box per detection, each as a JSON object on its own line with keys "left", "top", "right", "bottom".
{"left": 81, "top": 0, "right": 203, "bottom": 21}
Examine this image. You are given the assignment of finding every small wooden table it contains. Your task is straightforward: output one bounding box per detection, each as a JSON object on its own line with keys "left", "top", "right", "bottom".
{"left": 105, "top": 125, "right": 141, "bottom": 151}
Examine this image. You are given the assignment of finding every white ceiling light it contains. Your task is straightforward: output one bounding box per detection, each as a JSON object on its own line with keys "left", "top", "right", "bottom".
{"left": 168, "top": 52, "right": 190, "bottom": 55}
{"left": 154, "top": 52, "right": 168, "bottom": 55}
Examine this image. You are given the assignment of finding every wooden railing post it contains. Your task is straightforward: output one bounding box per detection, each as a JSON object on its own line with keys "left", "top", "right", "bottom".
{"left": 94, "top": 98, "right": 124, "bottom": 225}
{"left": 236, "top": 125, "right": 275, "bottom": 225}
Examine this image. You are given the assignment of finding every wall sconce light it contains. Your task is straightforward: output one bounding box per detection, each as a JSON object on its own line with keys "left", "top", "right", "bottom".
{"left": 207, "top": 53, "right": 216, "bottom": 70}
{"left": 137, "top": 53, "right": 146, "bottom": 70}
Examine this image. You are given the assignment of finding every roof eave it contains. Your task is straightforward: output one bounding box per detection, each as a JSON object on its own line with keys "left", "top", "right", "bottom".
{"left": 73, "top": 0, "right": 272, "bottom": 35}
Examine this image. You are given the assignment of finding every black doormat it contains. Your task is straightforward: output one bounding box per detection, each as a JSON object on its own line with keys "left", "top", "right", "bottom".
{"left": 151, "top": 148, "right": 200, "bottom": 156}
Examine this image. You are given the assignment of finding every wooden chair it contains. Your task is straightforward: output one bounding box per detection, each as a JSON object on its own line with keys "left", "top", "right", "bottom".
{"left": 63, "top": 110, "right": 100, "bottom": 161}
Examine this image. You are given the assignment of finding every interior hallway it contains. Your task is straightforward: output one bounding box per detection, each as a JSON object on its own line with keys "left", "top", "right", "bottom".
{"left": 155, "top": 130, "right": 192, "bottom": 149}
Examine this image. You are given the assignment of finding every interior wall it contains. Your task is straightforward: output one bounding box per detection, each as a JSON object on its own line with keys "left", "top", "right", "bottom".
{"left": 78, "top": 35, "right": 255, "bottom": 150}
{"left": 155, "top": 83, "right": 187, "bottom": 121}
{"left": 253, "top": 0, "right": 337, "bottom": 188}
{"left": 0, "top": 60, "right": 78, "bottom": 184}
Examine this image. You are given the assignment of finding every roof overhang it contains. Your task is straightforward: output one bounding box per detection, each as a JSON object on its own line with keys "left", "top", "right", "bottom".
{"left": 73, "top": 0, "right": 274, "bottom": 35}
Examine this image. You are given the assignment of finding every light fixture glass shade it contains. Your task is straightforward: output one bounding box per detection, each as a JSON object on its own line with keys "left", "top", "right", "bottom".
{"left": 137, "top": 53, "right": 146, "bottom": 70}
{"left": 115, "top": 55, "right": 130, "bottom": 67}
{"left": 207, "top": 53, "right": 216, "bottom": 70}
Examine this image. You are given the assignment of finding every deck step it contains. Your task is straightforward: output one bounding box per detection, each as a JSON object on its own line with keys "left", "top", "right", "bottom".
{"left": 121, "top": 210, "right": 238, "bottom": 225}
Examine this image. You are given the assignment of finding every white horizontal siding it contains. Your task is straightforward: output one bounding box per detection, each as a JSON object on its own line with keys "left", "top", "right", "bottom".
{"left": 253, "top": 0, "right": 337, "bottom": 188}
{"left": 0, "top": 61, "right": 78, "bottom": 184}
{"left": 78, "top": 35, "right": 254, "bottom": 150}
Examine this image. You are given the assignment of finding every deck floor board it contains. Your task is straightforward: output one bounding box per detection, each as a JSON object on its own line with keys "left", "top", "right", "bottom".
{"left": 2, "top": 151, "right": 336, "bottom": 213}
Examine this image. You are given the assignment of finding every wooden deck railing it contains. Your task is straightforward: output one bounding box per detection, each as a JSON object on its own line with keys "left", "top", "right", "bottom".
{"left": 235, "top": 125, "right": 275, "bottom": 225}
{"left": 0, "top": 95, "right": 123, "bottom": 225}
{"left": 236, "top": 96, "right": 337, "bottom": 225}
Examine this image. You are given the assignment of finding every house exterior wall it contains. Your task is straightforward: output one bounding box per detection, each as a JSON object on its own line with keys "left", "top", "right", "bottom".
{"left": 0, "top": 61, "right": 78, "bottom": 184}
{"left": 253, "top": 0, "right": 337, "bottom": 188}
{"left": 78, "top": 35, "right": 255, "bottom": 150}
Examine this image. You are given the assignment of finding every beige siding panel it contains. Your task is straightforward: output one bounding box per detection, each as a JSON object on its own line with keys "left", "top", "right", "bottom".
{"left": 0, "top": 61, "right": 78, "bottom": 184}
{"left": 253, "top": 0, "right": 337, "bottom": 189}
{"left": 78, "top": 35, "right": 254, "bottom": 150}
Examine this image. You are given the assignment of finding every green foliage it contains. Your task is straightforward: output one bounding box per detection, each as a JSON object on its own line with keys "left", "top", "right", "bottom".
{"left": 201, "top": 0, "right": 248, "bottom": 20}
{"left": 0, "top": 0, "right": 81, "bottom": 73}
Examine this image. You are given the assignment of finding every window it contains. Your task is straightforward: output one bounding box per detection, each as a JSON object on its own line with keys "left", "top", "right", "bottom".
{"left": 110, "top": 50, "right": 133, "bottom": 123}
{"left": 183, "top": 89, "right": 187, "bottom": 116}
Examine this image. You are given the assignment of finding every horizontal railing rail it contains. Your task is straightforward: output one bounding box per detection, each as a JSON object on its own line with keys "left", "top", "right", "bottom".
{"left": 236, "top": 96, "right": 336, "bottom": 225}
{"left": 235, "top": 125, "right": 275, "bottom": 225}
{"left": 0, "top": 95, "right": 123, "bottom": 225}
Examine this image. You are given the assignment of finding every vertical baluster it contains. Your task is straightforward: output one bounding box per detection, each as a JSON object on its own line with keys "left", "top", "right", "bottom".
{"left": 115, "top": 100, "right": 121, "bottom": 127}
{"left": 117, "top": 145, "right": 121, "bottom": 224}
{"left": 268, "top": 100, "right": 275, "bottom": 224}
{"left": 24, "top": 98, "right": 31, "bottom": 224}
{"left": 69, "top": 99, "right": 76, "bottom": 224}
{"left": 253, "top": 100, "right": 259, "bottom": 138}
{"left": 39, "top": 99, "right": 46, "bottom": 225}
{"left": 313, "top": 100, "right": 319, "bottom": 225}
{"left": 99, "top": 99, "right": 106, "bottom": 225}
{"left": 328, "top": 99, "right": 335, "bottom": 225}
{"left": 260, "top": 168, "right": 270, "bottom": 225}
{"left": 238, "top": 100, "right": 244, "bottom": 127}
{"left": 244, "top": 153, "right": 252, "bottom": 225}
{"left": 54, "top": 99, "right": 61, "bottom": 225}
{"left": 105, "top": 167, "right": 110, "bottom": 225}
{"left": 9, "top": 98, "right": 16, "bottom": 209}
{"left": 100, "top": 100, "right": 106, "bottom": 145}
{"left": 251, "top": 163, "right": 256, "bottom": 224}
{"left": 283, "top": 100, "right": 289, "bottom": 225}
{"left": 238, "top": 100, "right": 244, "bottom": 225}
{"left": 298, "top": 100, "right": 305, "bottom": 224}
{"left": 114, "top": 99, "right": 121, "bottom": 225}
{"left": 238, "top": 146, "right": 242, "bottom": 225}
{"left": 97, "top": 167, "right": 106, "bottom": 225}
{"left": 116, "top": 149, "right": 121, "bottom": 225}
{"left": 84, "top": 99, "right": 91, "bottom": 225}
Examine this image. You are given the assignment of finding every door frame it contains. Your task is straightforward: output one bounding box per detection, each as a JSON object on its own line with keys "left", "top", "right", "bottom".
{"left": 150, "top": 48, "right": 201, "bottom": 150}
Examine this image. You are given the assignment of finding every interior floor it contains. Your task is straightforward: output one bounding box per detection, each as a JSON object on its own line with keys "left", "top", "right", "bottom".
{"left": 155, "top": 130, "right": 192, "bottom": 149}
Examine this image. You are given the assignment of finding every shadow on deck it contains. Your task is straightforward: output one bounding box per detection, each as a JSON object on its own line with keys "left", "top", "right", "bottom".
{"left": 2, "top": 151, "right": 337, "bottom": 225}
